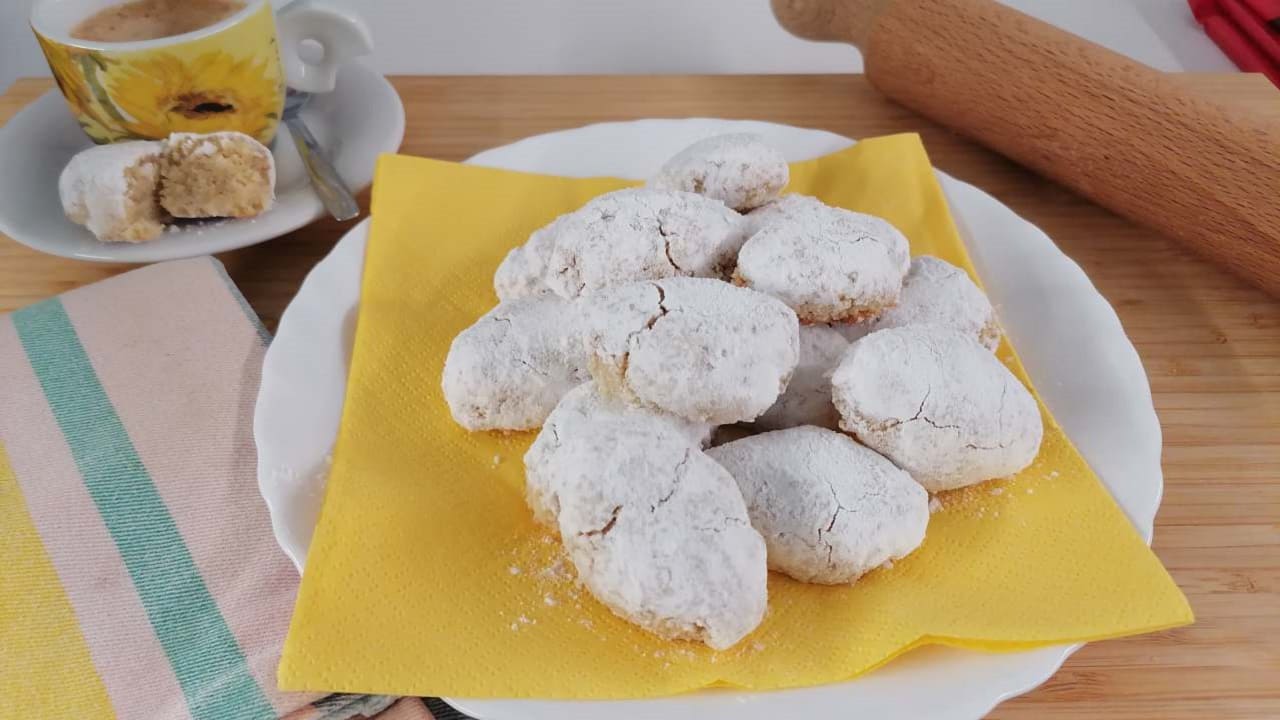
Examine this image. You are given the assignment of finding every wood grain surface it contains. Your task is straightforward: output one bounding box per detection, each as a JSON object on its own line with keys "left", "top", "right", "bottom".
{"left": 778, "top": 0, "right": 1280, "bottom": 296}
{"left": 2, "top": 74, "right": 1278, "bottom": 719}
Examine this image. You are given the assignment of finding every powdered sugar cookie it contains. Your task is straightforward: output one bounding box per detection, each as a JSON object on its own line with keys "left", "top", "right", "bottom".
{"left": 709, "top": 426, "right": 929, "bottom": 584}
{"left": 733, "top": 209, "right": 910, "bottom": 323}
{"left": 525, "top": 383, "right": 712, "bottom": 526}
{"left": 874, "top": 256, "right": 1001, "bottom": 351}
{"left": 738, "top": 193, "right": 829, "bottom": 239}
{"left": 59, "top": 140, "right": 166, "bottom": 243}
{"left": 753, "top": 325, "right": 849, "bottom": 431}
{"left": 650, "top": 133, "right": 789, "bottom": 211}
{"left": 493, "top": 216, "right": 562, "bottom": 301}
{"left": 830, "top": 326, "right": 1043, "bottom": 492}
{"left": 544, "top": 188, "right": 745, "bottom": 299}
{"left": 441, "top": 295, "right": 589, "bottom": 431}
{"left": 581, "top": 277, "right": 799, "bottom": 424}
{"left": 525, "top": 385, "right": 767, "bottom": 649}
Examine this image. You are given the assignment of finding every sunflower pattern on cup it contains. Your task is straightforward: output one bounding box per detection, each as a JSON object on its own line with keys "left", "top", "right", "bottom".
{"left": 35, "top": 34, "right": 119, "bottom": 143}
{"left": 33, "top": 1, "right": 284, "bottom": 145}
{"left": 105, "top": 50, "right": 283, "bottom": 140}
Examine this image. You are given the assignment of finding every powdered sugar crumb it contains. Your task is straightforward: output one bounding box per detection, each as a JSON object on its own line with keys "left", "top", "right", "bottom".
{"left": 929, "top": 496, "right": 944, "bottom": 514}
{"left": 508, "top": 565, "right": 521, "bottom": 575}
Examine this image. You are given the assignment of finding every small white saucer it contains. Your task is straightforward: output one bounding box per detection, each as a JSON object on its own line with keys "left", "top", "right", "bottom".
{"left": 0, "top": 62, "right": 404, "bottom": 263}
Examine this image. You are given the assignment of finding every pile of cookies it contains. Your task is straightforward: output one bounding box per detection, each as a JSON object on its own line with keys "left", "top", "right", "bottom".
{"left": 442, "top": 133, "right": 1044, "bottom": 650}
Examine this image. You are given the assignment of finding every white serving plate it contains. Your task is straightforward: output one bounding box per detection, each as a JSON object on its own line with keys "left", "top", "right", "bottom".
{"left": 0, "top": 62, "right": 404, "bottom": 263}
{"left": 254, "top": 119, "right": 1162, "bottom": 720}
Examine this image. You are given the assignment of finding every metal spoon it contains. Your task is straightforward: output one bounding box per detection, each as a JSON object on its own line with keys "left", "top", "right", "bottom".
{"left": 283, "top": 89, "right": 360, "bottom": 221}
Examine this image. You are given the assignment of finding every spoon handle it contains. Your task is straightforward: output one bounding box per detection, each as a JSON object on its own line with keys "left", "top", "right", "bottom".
{"left": 285, "top": 115, "right": 361, "bottom": 222}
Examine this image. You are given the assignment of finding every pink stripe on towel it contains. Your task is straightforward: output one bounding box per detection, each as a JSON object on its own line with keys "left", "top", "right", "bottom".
{"left": 0, "top": 319, "right": 188, "bottom": 720}
{"left": 59, "top": 259, "right": 313, "bottom": 715}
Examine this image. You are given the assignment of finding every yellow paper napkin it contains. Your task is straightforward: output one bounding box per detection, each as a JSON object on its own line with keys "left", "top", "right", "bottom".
{"left": 279, "top": 133, "right": 1193, "bottom": 699}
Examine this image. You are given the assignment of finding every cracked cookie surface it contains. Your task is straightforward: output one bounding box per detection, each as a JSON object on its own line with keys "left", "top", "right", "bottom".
{"left": 580, "top": 277, "right": 800, "bottom": 424}
{"left": 709, "top": 426, "right": 929, "bottom": 584}
{"left": 524, "top": 383, "right": 712, "bottom": 527}
{"left": 441, "top": 295, "right": 589, "bottom": 431}
{"left": 649, "top": 133, "right": 789, "bottom": 211}
{"left": 831, "top": 326, "right": 1043, "bottom": 492}
{"left": 753, "top": 325, "right": 849, "bottom": 431}
{"left": 544, "top": 188, "right": 745, "bottom": 299}
{"left": 525, "top": 383, "right": 766, "bottom": 649}
{"left": 732, "top": 207, "right": 911, "bottom": 324}
{"left": 873, "top": 256, "right": 1002, "bottom": 351}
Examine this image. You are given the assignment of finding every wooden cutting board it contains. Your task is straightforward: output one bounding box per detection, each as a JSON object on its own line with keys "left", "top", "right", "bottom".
{"left": 1, "top": 74, "right": 1278, "bottom": 719}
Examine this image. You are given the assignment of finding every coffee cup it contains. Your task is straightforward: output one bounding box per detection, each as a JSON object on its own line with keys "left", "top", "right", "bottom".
{"left": 30, "top": 0, "right": 372, "bottom": 145}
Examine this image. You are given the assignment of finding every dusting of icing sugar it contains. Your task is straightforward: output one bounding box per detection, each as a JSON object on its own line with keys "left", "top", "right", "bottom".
{"left": 708, "top": 426, "right": 928, "bottom": 584}
{"left": 873, "top": 256, "right": 1001, "bottom": 351}
{"left": 441, "top": 294, "right": 589, "bottom": 431}
{"left": 733, "top": 208, "right": 910, "bottom": 323}
{"left": 544, "top": 188, "right": 745, "bottom": 299}
{"left": 495, "top": 215, "right": 564, "bottom": 301}
{"left": 525, "top": 383, "right": 712, "bottom": 526}
{"left": 738, "top": 194, "right": 830, "bottom": 239}
{"left": 753, "top": 325, "right": 849, "bottom": 431}
{"left": 831, "top": 326, "right": 1043, "bottom": 493}
{"left": 58, "top": 140, "right": 163, "bottom": 241}
{"left": 649, "top": 133, "right": 789, "bottom": 211}
{"left": 524, "top": 382, "right": 767, "bottom": 650}
{"left": 580, "top": 277, "right": 799, "bottom": 424}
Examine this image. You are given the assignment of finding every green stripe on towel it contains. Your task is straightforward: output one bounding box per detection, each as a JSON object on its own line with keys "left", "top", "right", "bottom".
{"left": 13, "top": 299, "right": 275, "bottom": 720}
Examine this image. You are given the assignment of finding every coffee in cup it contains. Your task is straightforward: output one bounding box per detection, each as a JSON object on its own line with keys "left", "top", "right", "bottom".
{"left": 31, "top": 0, "right": 371, "bottom": 145}
{"left": 71, "top": 0, "right": 247, "bottom": 43}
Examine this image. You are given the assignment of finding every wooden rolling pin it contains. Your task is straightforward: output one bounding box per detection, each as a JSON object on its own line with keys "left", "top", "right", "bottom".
{"left": 772, "top": 0, "right": 1280, "bottom": 296}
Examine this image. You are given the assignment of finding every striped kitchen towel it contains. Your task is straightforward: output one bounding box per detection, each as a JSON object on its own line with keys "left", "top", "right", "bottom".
{"left": 0, "top": 257, "right": 439, "bottom": 720}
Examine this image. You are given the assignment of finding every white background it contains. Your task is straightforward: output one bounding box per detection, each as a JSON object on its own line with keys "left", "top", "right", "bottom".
{"left": 2, "top": 0, "right": 1234, "bottom": 94}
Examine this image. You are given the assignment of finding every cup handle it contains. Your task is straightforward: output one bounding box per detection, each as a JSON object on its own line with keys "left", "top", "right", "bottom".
{"left": 277, "top": 0, "right": 373, "bottom": 94}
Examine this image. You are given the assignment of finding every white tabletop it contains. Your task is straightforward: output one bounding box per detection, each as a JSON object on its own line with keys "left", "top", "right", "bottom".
{"left": 0, "top": 0, "right": 1234, "bottom": 96}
